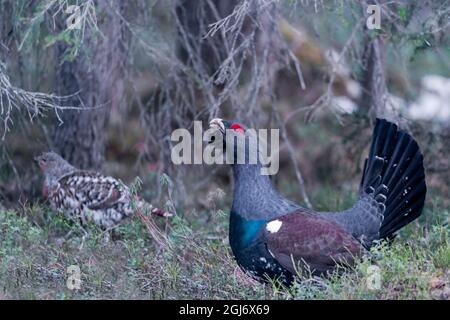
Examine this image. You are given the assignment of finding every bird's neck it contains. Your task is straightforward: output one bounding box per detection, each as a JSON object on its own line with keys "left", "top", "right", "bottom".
{"left": 231, "top": 163, "right": 299, "bottom": 220}
{"left": 44, "top": 164, "right": 76, "bottom": 187}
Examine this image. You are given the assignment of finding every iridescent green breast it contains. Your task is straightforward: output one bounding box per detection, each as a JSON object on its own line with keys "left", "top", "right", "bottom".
{"left": 229, "top": 211, "right": 266, "bottom": 249}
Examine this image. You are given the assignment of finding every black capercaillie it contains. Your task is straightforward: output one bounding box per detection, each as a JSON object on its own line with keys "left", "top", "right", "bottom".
{"left": 209, "top": 118, "right": 426, "bottom": 285}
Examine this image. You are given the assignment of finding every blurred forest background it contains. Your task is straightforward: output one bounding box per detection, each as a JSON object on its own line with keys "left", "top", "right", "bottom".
{"left": 0, "top": 0, "right": 449, "bottom": 299}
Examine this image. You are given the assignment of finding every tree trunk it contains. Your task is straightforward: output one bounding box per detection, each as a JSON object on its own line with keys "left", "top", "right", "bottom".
{"left": 52, "top": 56, "right": 108, "bottom": 170}
{"left": 52, "top": 0, "right": 129, "bottom": 170}
{"left": 360, "top": 34, "right": 388, "bottom": 120}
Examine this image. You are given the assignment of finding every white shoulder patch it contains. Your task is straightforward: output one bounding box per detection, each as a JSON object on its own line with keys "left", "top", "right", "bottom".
{"left": 266, "top": 219, "right": 282, "bottom": 233}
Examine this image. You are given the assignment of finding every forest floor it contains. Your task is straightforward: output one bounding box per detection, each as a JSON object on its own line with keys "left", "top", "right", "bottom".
{"left": 0, "top": 188, "right": 449, "bottom": 300}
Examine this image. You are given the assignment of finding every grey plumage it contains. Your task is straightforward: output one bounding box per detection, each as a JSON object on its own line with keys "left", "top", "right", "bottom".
{"left": 231, "top": 163, "right": 299, "bottom": 220}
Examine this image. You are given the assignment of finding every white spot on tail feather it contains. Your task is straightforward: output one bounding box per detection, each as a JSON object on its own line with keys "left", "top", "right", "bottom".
{"left": 266, "top": 220, "right": 282, "bottom": 233}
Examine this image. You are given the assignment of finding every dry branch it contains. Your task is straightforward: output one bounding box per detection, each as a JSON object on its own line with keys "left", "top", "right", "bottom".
{"left": 0, "top": 62, "right": 80, "bottom": 139}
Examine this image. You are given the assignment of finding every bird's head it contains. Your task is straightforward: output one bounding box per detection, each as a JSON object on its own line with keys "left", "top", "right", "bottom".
{"left": 209, "top": 118, "right": 279, "bottom": 175}
{"left": 209, "top": 118, "right": 253, "bottom": 164}
{"left": 34, "top": 151, "right": 75, "bottom": 180}
{"left": 209, "top": 118, "right": 245, "bottom": 135}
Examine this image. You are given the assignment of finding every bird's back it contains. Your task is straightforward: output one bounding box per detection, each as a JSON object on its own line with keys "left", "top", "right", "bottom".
{"left": 47, "top": 171, "right": 134, "bottom": 228}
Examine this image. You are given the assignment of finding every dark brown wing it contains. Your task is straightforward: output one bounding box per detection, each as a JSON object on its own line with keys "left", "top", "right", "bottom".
{"left": 264, "top": 210, "right": 364, "bottom": 276}
{"left": 58, "top": 171, "right": 126, "bottom": 210}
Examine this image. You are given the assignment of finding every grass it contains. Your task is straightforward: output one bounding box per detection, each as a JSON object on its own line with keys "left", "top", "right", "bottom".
{"left": 0, "top": 190, "right": 449, "bottom": 300}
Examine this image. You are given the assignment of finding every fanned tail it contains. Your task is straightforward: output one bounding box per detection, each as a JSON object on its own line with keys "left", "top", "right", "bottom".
{"left": 360, "top": 119, "right": 427, "bottom": 239}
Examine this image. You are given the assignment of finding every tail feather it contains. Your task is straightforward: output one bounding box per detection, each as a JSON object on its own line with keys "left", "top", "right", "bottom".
{"left": 381, "top": 190, "right": 426, "bottom": 237}
{"left": 381, "top": 180, "right": 426, "bottom": 237}
{"left": 382, "top": 133, "right": 412, "bottom": 186}
{"left": 360, "top": 119, "right": 426, "bottom": 239}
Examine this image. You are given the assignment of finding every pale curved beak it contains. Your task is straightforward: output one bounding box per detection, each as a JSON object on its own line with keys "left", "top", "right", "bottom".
{"left": 209, "top": 118, "right": 225, "bottom": 133}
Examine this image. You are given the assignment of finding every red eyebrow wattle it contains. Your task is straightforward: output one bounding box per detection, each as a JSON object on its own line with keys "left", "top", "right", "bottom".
{"left": 230, "top": 123, "right": 244, "bottom": 133}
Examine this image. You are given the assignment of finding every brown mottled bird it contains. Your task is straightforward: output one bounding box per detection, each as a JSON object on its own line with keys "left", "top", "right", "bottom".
{"left": 35, "top": 151, "right": 172, "bottom": 230}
